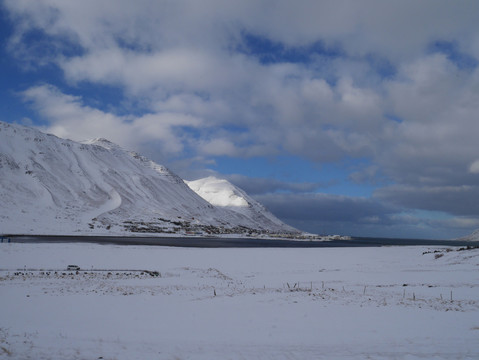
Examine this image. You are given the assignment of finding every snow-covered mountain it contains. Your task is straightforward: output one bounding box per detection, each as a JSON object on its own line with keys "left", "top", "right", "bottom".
{"left": 457, "top": 229, "right": 479, "bottom": 242}
{"left": 0, "top": 121, "right": 299, "bottom": 236}
{"left": 186, "top": 177, "right": 298, "bottom": 233}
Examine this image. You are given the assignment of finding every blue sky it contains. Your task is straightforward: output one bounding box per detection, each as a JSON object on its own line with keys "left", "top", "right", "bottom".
{"left": 2, "top": 1, "right": 479, "bottom": 239}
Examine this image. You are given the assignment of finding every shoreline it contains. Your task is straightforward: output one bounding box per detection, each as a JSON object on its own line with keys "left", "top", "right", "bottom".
{"left": 3, "top": 234, "right": 479, "bottom": 248}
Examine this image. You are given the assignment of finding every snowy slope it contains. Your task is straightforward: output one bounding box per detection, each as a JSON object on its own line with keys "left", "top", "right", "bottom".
{"left": 186, "top": 176, "right": 298, "bottom": 233}
{"left": 457, "top": 229, "right": 479, "bottom": 242}
{"left": 0, "top": 121, "right": 298, "bottom": 236}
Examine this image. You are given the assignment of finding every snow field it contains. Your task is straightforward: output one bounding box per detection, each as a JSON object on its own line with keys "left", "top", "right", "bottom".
{"left": 0, "top": 243, "right": 478, "bottom": 359}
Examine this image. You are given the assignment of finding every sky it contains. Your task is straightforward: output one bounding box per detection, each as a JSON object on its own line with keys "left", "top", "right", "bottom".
{"left": 1, "top": 0, "right": 479, "bottom": 239}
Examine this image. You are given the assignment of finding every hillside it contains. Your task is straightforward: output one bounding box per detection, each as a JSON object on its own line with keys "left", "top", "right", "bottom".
{"left": 0, "top": 121, "right": 299, "bottom": 236}
{"left": 186, "top": 176, "right": 298, "bottom": 234}
{"left": 457, "top": 229, "right": 479, "bottom": 242}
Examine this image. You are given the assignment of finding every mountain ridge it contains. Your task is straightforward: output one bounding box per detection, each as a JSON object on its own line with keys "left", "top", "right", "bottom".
{"left": 457, "top": 229, "right": 479, "bottom": 242}
{"left": 0, "top": 121, "right": 300, "bottom": 237}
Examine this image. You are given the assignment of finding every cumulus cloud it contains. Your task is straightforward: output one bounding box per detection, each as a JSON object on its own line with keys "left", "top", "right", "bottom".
{"left": 378, "top": 54, "right": 479, "bottom": 188}
{"left": 8, "top": 1, "right": 478, "bottom": 162}
{"left": 21, "top": 84, "right": 204, "bottom": 156}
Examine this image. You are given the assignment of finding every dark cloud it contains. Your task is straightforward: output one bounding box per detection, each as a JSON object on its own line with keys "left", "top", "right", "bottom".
{"left": 375, "top": 185, "right": 479, "bottom": 217}
{"left": 226, "top": 174, "right": 330, "bottom": 195}
{"left": 255, "top": 192, "right": 478, "bottom": 239}
{"left": 255, "top": 193, "right": 396, "bottom": 222}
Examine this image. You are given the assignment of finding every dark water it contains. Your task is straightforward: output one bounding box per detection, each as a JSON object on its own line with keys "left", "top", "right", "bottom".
{"left": 4, "top": 234, "right": 479, "bottom": 248}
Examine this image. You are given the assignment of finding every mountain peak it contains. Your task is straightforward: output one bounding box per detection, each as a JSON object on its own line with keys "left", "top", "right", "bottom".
{"left": 82, "top": 137, "right": 121, "bottom": 150}
{"left": 186, "top": 176, "right": 298, "bottom": 233}
{"left": 186, "top": 177, "right": 249, "bottom": 207}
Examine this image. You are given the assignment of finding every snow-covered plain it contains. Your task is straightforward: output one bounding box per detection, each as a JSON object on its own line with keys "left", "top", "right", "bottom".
{"left": 1, "top": 243, "right": 478, "bottom": 359}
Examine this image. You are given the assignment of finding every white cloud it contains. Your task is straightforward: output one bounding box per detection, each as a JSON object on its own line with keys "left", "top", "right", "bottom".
{"left": 469, "top": 160, "right": 479, "bottom": 174}
{"left": 61, "top": 48, "right": 253, "bottom": 95}
{"left": 21, "top": 84, "right": 203, "bottom": 156}
{"left": 197, "top": 139, "right": 238, "bottom": 157}
{"left": 379, "top": 54, "right": 479, "bottom": 187}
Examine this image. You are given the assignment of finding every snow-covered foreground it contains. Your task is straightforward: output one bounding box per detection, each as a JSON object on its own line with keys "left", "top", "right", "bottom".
{"left": 1, "top": 244, "right": 478, "bottom": 359}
